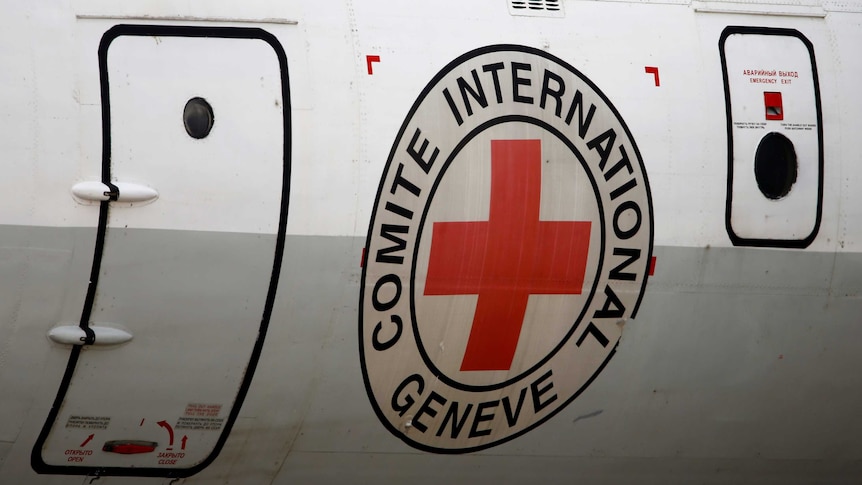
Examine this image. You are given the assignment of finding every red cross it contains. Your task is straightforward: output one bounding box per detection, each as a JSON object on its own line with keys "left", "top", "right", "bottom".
{"left": 424, "top": 139, "right": 592, "bottom": 372}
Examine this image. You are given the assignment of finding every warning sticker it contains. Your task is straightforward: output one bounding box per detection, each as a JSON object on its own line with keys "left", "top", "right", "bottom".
{"left": 184, "top": 403, "right": 223, "bottom": 417}
{"left": 733, "top": 122, "right": 767, "bottom": 130}
{"left": 781, "top": 123, "right": 816, "bottom": 131}
{"left": 65, "top": 416, "right": 111, "bottom": 430}
{"left": 175, "top": 417, "right": 225, "bottom": 431}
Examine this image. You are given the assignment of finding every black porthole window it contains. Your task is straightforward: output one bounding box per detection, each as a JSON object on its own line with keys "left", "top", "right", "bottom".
{"left": 183, "top": 97, "right": 214, "bottom": 139}
{"left": 754, "top": 132, "right": 797, "bottom": 200}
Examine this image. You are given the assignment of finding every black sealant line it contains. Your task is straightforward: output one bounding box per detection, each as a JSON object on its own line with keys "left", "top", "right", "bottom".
{"left": 32, "top": 24, "right": 291, "bottom": 478}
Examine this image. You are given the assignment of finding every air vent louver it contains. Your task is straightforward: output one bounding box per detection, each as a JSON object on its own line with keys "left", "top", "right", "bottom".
{"left": 509, "top": 0, "right": 565, "bottom": 17}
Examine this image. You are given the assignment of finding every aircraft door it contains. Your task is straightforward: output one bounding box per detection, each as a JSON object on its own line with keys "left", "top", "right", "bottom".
{"left": 33, "top": 25, "right": 289, "bottom": 477}
{"left": 720, "top": 27, "right": 823, "bottom": 248}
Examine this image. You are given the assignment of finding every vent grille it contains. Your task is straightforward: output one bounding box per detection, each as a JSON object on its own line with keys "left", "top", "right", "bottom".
{"left": 511, "top": 0, "right": 562, "bottom": 11}
{"left": 509, "top": 0, "right": 565, "bottom": 17}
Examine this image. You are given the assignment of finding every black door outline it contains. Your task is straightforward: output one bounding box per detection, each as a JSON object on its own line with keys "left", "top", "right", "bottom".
{"left": 31, "top": 24, "right": 291, "bottom": 478}
{"left": 719, "top": 26, "right": 823, "bottom": 249}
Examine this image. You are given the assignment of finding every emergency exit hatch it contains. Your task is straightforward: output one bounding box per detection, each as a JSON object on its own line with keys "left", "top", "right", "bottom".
{"left": 720, "top": 26, "right": 823, "bottom": 248}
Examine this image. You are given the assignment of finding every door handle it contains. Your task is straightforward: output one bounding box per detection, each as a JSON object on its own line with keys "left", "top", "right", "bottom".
{"left": 102, "top": 440, "right": 158, "bottom": 454}
{"left": 47, "top": 325, "right": 133, "bottom": 346}
{"left": 72, "top": 181, "right": 158, "bottom": 203}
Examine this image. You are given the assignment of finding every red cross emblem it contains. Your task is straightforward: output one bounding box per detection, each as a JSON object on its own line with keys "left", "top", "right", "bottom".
{"left": 424, "top": 139, "right": 592, "bottom": 372}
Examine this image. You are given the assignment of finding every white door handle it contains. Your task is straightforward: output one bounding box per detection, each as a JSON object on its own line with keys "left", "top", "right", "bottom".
{"left": 47, "top": 325, "right": 133, "bottom": 346}
{"left": 72, "top": 181, "right": 158, "bottom": 203}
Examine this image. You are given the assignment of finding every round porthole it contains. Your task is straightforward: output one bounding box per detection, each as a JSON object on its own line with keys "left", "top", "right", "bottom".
{"left": 754, "top": 132, "right": 797, "bottom": 200}
{"left": 183, "top": 97, "right": 214, "bottom": 139}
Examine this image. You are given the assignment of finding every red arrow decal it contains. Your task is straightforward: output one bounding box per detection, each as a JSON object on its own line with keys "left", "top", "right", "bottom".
{"left": 157, "top": 420, "right": 174, "bottom": 447}
{"left": 181, "top": 435, "right": 188, "bottom": 450}
{"left": 80, "top": 434, "right": 94, "bottom": 447}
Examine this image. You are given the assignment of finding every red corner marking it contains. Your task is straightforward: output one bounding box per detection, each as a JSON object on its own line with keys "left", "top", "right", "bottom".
{"left": 424, "top": 139, "right": 592, "bottom": 372}
{"left": 649, "top": 256, "right": 657, "bottom": 276}
{"left": 645, "top": 66, "right": 660, "bottom": 87}
{"left": 366, "top": 55, "right": 381, "bottom": 75}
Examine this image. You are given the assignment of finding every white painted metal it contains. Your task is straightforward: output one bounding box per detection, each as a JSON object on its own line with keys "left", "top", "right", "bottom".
{"left": 693, "top": 1, "right": 828, "bottom": 17}
{"left": 0, "top": 0, "right": 859, "bottom": 483}
{"left": 76, "top": 14, "right": 299, "bottom": 25}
